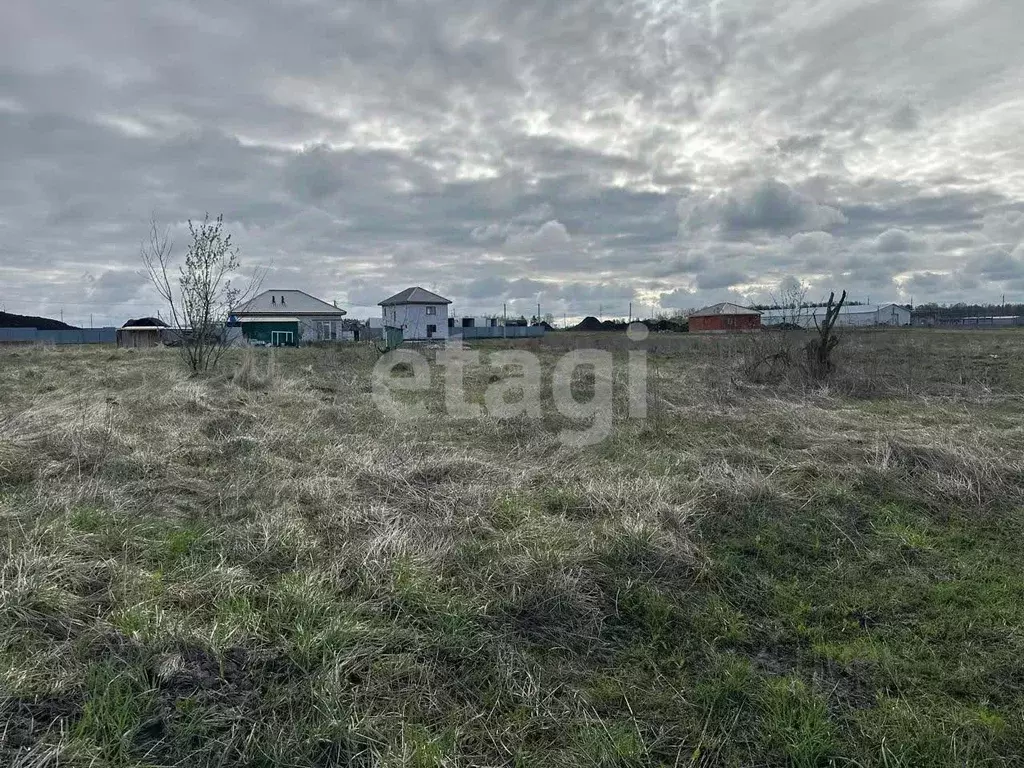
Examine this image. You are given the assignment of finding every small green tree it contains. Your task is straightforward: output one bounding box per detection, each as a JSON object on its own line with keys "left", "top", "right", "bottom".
{"left": 141, "top": 214, "right": 263, "bottom": 374}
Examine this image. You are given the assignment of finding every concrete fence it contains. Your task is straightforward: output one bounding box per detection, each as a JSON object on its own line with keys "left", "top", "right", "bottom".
{"left": 0, "top": 327, "right": 118, "bottom": 344}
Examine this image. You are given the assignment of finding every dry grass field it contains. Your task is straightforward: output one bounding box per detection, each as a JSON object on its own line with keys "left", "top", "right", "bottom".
{"left": 2, "top": 329, "right": 1023, "bottom": 767}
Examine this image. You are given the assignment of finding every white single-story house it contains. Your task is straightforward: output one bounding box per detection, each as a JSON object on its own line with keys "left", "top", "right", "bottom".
{"left": 761, "top": 303, "right": 911, "bottom": 328}
{"left": 232, "top": 289, "right": 347, "bottom": 346}
{"left": 379, "top": 287, "right": 452, "bottom": 341}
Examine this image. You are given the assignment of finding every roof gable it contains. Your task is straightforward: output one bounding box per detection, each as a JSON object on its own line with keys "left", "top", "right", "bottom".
{"left": 380, "top": 286, "right": 452, "bottom": 305}
{"left": 122, "top": 316, "right": 168, "bottom": 328}
{"left": 690, "top": 302, "right": 761, "bottom": 317}
{"left": 236, "top": 290, "right": 346, "bottom": 316}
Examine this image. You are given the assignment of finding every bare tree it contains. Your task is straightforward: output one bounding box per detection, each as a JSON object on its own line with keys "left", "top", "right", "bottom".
{"left": 742, "top": 280, "right": 810, "bottom": 383}
{"left": 742, "top": 282, "right": 850, "bottom": 384}
{"left": 805, "top": 290, "right": 847, "bottom": 379}
{"left": 770, "top": 279, "right": 810, "bottom": 329}
{"left": 141, "top": 214, "right": 263, "bottom": 374}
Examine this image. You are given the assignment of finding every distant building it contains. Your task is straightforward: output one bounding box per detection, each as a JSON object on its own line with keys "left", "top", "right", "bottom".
{"left": 379, "top": 287, "right": 451, "bottom": 341}
{"left": 448, "top": 316, "right": 498, "bottom": 330}
{"left": 233, "top": 290, "right": 347, "bottom": 347}
{"left": 116, "top": 317, "right": 169, "bottom": 348}
{"left": 688, "top": 303, "right": 762, "bottom": 333}
{"left": 911, "top": 310, "right": 1024, "bottom": 328}
{"left": 761, "top": 303, "right": 910, "bottom": 328}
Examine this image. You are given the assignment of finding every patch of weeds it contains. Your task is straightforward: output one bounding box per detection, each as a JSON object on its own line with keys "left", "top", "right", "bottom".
{"left": 141, "top": 521, "right": 218, "bottom": 569}
{"left": 608, "top": 583, "right": 688, "bottom": 655}
{"left": 0, "top": 441, "right": 34, "bottom": 487}
{"left": 393, "top": 723, "right": 460, "bottom": 768}
{"left": 756, "top": 676, "right": 835, "bottom": 767}
{"left": 73, "top": 660, "right": 157, "bottom": 763}
{"left": 570, "top": 722, "right": 646, "bottom": 768}
{"left": 695, "top": 593, "right": 749, "bottom": 647}
{"left": 68, "top": 505, "right": 114, "bottom": 534}
{"left": 534, "top": 486, "right": 593, "bottom": 519}
{"left": 850, "top": 695, "right": 1018, "bottom": 766}
{"left": 694, "top": 652, "right": 756, "bottom": 711}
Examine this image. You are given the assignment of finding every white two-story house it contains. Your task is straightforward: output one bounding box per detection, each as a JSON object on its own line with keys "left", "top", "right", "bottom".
{"left": 379, "top": 287, "right": 451, "bottom": 341}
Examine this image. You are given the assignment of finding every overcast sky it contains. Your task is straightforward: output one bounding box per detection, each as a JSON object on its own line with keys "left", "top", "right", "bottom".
{"left": 2, "top": 0, "right": 1023, "bottom": 325}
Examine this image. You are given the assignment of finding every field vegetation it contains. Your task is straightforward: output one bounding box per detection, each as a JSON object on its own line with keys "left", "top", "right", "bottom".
{"left": 1, "top": 329, "right": 1023, "bottom": 766}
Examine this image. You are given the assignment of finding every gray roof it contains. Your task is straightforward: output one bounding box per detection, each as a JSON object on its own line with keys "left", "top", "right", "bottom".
{"left": 760, "top": 303, "right": 906, "bottom": 319}
{"left": 379, "top": 287, "right": 452, "bottom": 305}
{"left": 689, "top": 302, "right": 761, "bottom": 318}
{"left": 235, "top": 290, "right": 346, "bottom": 316}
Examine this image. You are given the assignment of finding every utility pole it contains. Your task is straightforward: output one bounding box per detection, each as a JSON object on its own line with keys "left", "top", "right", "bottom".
{"left": 628, "top": 302, "right": 632, "bottom": 322}
{"left": 503, "top": 303, "right": 507, "bottom": 338}
{"left": 563, "top": 312, "right": 567, "bottom": 329}
{"left": 537, "top": 302, "right": 541, "bottom": 323}
{"left": 60, "top": 308, "right": 63, "bottom": 323}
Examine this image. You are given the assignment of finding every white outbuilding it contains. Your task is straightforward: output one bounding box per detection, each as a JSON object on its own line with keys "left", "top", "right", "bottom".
{"left": 379, "top": 287, "right": 452, "bottom": 341}
{"left": 761, "top": 303, "right": 910, "bottom": 328}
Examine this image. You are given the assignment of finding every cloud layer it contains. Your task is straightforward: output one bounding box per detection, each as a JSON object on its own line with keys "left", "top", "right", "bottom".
{"left": 2, "top": 0, "right": 1023, "bottom": 324}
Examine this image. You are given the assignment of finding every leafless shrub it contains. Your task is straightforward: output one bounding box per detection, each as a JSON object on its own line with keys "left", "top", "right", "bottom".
{"left": 739, "top": 289, "right": 849, "bottom": 387}
{"left": 141, "top": 214, "right": 264, "bottom": 375}
{"left": 804, "top": 290, "right": 847, "bottom": 379}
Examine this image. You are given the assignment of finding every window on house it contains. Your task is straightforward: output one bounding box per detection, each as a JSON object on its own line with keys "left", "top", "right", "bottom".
{"left": 426, "top": 324, "right": 437, "bottom": 337}
{"left": 425, "top": 306, "right": 436, "bottom": 315}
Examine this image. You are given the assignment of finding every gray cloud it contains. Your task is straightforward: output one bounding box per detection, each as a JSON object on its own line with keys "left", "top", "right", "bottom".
{"left": 697, "top": 269, "right": 751, "bottom": 291}
{"left": 887, "top": 102, "right": 921, "bottom": 132}
{"left": 504, "top": 220, "right": 572, "bottom": 252}
{"left": 970, "top": 245, "right": 1024, "bottom": 282}
{"left": 776, "top": 134, "right": 825, "bottom": 155}
{"left": 682, "top": 179, "right": 847, "bottom": 238}
{"left": 875, "top": 228, "right": 927, "bottom": 253}
{"left": 790, "top": 231, "right": 835, "bottom": 255}
{"left": 1, "top": 0, "right": 1023, "bottom": 324}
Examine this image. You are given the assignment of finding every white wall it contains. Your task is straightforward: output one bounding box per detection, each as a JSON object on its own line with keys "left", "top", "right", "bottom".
{"left": 762, "top": 304, "right": 910, "bottom": 328}
{"left": 382, "top": 303, "right": 449, "bottom": 340}
{"left": 298, "top": 316, "right": 347, "bottom": 342}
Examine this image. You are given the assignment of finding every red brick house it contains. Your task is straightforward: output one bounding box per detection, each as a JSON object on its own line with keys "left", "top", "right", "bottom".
{"left": 688, "top": 303, "right": 762, "bottom": 333}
